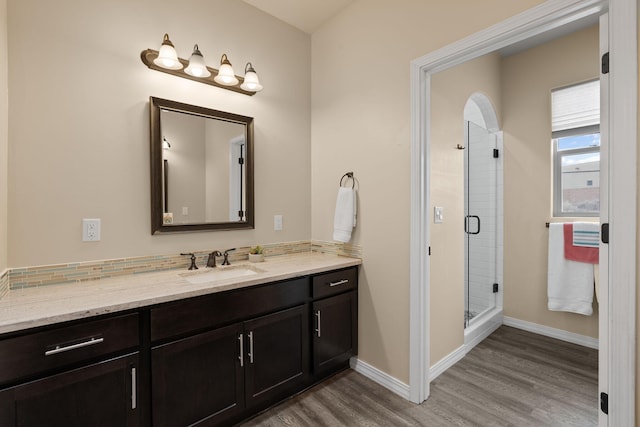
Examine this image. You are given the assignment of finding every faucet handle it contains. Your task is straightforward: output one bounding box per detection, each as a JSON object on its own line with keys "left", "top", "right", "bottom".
{"left": 222, "top": 248, "right": 236, "bottom": 265}
{"left": 180, "top": 253, "right": 199, "bottom": 270}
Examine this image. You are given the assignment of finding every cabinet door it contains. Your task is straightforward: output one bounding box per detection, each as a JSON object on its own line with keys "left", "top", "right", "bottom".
{"left": 151, "top": 323, "right": 244, "bottom": 427}
{"left": 313, "top": 291, "right": 358, "bottom": 376}
{"left": 244, "top": 305, "right": 309, "bottom": 409}
{"left": 0, "top": 353, "right": 139, "bottom": 427}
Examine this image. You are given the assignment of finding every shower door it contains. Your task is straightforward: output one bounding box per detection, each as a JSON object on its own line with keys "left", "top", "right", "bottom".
{"left": 464, "top": 121, "right": 498, "bottom": 327}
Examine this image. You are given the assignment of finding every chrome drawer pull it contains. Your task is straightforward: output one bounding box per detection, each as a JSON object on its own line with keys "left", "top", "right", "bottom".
{"left": 238, "top": 334, "right": 244, "bottom": 367}
{"left": 315, "top": 310, "right": 321, "bottom": 338}
{"left": 329, "top": 279, "right": 349, "bottom": 287}
{"left": 131, "top": 367, "right": 137, "bottom": 409}
{"left": 248, "top": 331, "right": 254, "bottom": 364}
{"left": 44, "top": 337, "right": 104, "bottom": 356}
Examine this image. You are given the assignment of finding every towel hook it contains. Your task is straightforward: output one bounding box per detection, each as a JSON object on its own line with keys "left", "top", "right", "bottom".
{"left": 340, "top": 172, "right": 355, "bottom": 189}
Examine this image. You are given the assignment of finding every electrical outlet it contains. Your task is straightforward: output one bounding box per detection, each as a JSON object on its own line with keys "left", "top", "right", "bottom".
{"left": 274, "top": 215, "right": 283, "bottom": 231}
{"left": 82, "top": 218, "right": 101, "bottom": 242}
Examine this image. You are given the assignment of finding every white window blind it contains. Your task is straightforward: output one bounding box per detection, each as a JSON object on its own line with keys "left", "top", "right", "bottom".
{"left": 551, "top": 80, "right": 600, "bottom": 137}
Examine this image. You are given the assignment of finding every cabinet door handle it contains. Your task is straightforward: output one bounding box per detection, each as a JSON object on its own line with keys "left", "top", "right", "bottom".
{"left": 329, "top": 279, "right": 349, "bottom": 287}
{"left": 44, "top": 337, "right": 104, "bottom": 356}
{"left": 248, "top": 331, "right": 254, "bottom": 364}
{"left": 131, "top": 367, "right": 137, "bottom": 410}
{"left": 315, "top": 310, "right": 321, "bottom": 338}
{"left": 238, "top": 334, "right": 244, "bottom": 367}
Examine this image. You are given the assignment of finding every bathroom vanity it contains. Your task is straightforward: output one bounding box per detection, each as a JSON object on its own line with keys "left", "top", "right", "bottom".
{"left": 0, "top": 253, "right": 359, "bottom": 426}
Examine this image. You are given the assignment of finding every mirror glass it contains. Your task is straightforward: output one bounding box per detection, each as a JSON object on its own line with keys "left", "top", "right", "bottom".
{"left": 150, "top": 97, "right": 254, "bottom": 233}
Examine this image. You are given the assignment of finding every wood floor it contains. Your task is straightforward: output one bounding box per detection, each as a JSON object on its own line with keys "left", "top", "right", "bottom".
{"left": 241, "top": 326, "right": 598, "bottom": 426}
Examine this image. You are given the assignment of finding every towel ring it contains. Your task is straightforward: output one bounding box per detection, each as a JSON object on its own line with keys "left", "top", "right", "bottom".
{"left": 340, "top": 172, "right": 355, "bottom": 188}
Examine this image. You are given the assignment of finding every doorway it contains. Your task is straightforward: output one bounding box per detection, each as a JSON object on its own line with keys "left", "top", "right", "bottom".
{"left": 409, "top": 1, "right": 637, "bottom": 425}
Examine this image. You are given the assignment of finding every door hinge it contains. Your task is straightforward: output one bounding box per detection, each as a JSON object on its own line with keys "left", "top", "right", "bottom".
{"left": 600, "top": 392, "right": 609, "bottom": 414}
{"left": 602, "top": 52, "right": 609, "bottom": 74}
{"left": 428, "top": 246, "right": 431, "bottom": 256}
{"left": 601, "top": 223, "right": 609, "bottom": 244}
{"left": 238, "top": 210, "right": 244, "bottom": 218}
{"left": 238, "top": 157, "right": 245, "bottom": 165}
{"left": 493, "top": 149, "right": 499, "bottom": 158}
{"left": 493, "top": 283, "right": 499, "bottom": 293}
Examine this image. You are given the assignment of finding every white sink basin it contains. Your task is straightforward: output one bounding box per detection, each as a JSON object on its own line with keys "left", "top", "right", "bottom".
{"left": 180, "top": 265, "right": 264, "bottom": 285}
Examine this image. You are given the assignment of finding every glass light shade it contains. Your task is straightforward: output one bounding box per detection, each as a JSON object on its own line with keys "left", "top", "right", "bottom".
{"left": 213, "top": 54, "right": 239, "bottom": 86}
{"left": 153, "top": 34, "right": 183, "bottom": 70}
{"left": 184, "top": 44, "right": 211, "bottom": 78}
{"left": 240, "top": 63, "right": 263, "bottom": 92}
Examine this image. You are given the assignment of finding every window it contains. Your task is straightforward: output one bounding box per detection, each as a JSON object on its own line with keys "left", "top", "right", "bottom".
{"left": 552, "top": 80, "right": 600, "bottom": 217}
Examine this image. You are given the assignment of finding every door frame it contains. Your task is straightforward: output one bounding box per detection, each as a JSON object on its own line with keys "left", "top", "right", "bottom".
{"left": 409, "top": 0, "right": 637, "bottom": 425}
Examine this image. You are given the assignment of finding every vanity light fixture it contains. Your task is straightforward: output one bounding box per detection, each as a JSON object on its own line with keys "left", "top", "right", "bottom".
{"left": 240, "top": 63, "right": 263, "bottom": 92}
{"left": 213, "top": 54, "right": 239, "bottom": 86}
{"left": 141, "top": 34, "right": 262, "bottom": 96}
{"left": 153, "top": 34, "right": 182, "bottom": 70}
{"left": 184, "top": 44, "right": 211, "bottom": 78}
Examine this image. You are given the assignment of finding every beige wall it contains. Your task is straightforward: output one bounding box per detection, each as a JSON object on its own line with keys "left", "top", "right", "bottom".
{"left": 430, "top": 53, "right": 503, "bottom": 364}
{"left": 502, "top": 25, "right": 599, "bottom": 338}
{"left": 311, "top": 0, "right": 544, "bottom": 383}
{"left": 6, "top": 0, "right": 311, "bottom": 267}
{"left": 0, "top": 0, "right": 6, "bottom": 273}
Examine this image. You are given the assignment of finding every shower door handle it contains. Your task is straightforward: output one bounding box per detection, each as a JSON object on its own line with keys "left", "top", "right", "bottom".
{"left": 464, "top": 215, "right": 481, "bottom": 235}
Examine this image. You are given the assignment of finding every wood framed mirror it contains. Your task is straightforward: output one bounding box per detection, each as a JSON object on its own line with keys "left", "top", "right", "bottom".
{"left": 150, "top": 97, "right": 254, "bottom": 234}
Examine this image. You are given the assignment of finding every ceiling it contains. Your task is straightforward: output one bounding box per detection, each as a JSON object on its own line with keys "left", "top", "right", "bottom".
{"left": 242, "top": 0, "right": 355, "bottom": 34}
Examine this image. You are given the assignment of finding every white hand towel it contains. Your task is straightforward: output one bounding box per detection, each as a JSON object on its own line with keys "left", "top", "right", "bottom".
{"left": 572, "top": 222, "right": 600, "bottom": 248}
{"left": 333, "top": 187, "right": 356, "bottom": 243}
{"left": 547, "top": 223, "right": 594, "bottom": 315}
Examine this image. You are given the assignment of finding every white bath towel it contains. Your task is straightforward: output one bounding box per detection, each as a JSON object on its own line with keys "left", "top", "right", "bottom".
{"left": 333, "top": 187, "right": 357, "bottom": 243}
{"left": 548, "top": 223, "right": 594, "bottom": 315}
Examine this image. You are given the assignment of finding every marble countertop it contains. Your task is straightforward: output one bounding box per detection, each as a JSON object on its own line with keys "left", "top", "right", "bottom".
{"left": 0, "top": 252, "right": 361, "bottom": 335}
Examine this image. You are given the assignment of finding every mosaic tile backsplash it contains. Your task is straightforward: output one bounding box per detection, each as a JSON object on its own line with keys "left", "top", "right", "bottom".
{"left": 6, "top": 240, "right": 361, "bottom": 290}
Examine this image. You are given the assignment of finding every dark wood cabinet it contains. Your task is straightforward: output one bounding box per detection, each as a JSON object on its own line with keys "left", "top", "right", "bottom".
{"left": 312, "top": 291, "right": 358, "bottom": 376}
{"left": 244, "top": 305, "right": 309, "bottom": 409}
{"left": 0, "top": 264, "right": 358, "bottom": 427}
{"left": 0, "top": 353, "right": 139, "bottom": 427}
{"left": 311, "top": 267, "right": 358, "bottom": 378}
{"left": 151, "top": 323, "right": 244, "bottom": 427}
{"left": 151, "top": 304, "right": 309, "bottom": 426}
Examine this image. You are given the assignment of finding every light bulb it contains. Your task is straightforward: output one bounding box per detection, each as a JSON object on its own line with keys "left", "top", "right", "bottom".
{"left": 240, "top": 62, "right": 263, "bottom": 92}
{"left": 184, "top": 44, "right": 211, "bottom": 78}
{"left": 213, "top": 54, "right": 239, "bottom": 86}
{"left": 153, "top": 34, "right": 183, "bottom": 70}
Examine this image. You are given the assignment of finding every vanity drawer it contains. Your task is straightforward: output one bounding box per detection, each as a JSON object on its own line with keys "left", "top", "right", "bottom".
{"left": 150, "top": 277, "right": 310, "bottom": 342}
{"left": 0, "top": 313, "right": 139, "bottom": 386}
{"left": 312, "top": 267, "right": 357, "bottom": 299}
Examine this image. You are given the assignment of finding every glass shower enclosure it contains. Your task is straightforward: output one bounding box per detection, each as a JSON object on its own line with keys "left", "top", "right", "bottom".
{"left": 464, "top": 121, "right": 499, "bottom": 328}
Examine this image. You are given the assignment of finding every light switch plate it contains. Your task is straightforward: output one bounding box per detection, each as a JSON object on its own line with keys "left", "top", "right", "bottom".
{"left": 274, "top": 215, "right": 283, "bottom": 231}
{"left": 434, "top": 206, "right": 444, "bottom": 224}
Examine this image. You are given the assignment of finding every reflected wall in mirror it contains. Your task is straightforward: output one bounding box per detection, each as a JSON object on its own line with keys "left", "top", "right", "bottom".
{"left": 150, "top": 97, "right": 254, "bottom": 234}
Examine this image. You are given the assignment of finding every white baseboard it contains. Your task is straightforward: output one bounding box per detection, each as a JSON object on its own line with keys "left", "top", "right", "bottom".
{"left": 350, "top": 357, "right": 410, "bottom": 400}
{"left": 464, "top": 308, "right": 503, "bottom": 352}
{"left": 352, "top": 315, "right": 597, "bottom": 403}
{"left": 428, "top": 345, "right": 466, "bottom": 381}
{"left": 503, "top": 316, "right": 599, "bottom": 349}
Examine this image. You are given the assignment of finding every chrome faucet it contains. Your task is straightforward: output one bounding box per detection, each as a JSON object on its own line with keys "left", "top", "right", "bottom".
{"left": 207, "top": 250, "right": 222, "bottom": 268}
